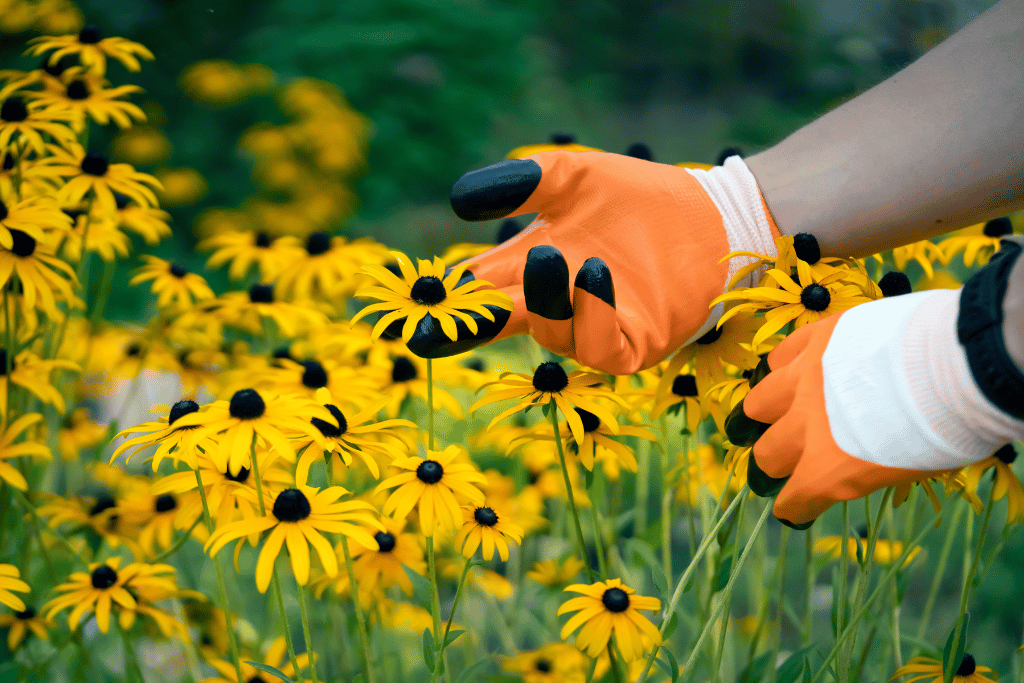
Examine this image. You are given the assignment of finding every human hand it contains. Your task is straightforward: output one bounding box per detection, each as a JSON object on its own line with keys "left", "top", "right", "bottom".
{"left": 742, "top": 241, "right": 1024, "bottom": 528}
{"left": 428, "top": 150, "right": 779, "bottom": 374}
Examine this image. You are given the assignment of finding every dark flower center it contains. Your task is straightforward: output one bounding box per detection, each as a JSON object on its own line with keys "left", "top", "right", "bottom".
{"left": 575, "top": 408, "right": 601, "bottom": 433}
{"left": 0, "top": 350, "right": 10, "bottom": 376}
{"left": 0, "top": 200, "right": 7, "bottom": 221}
{"left": 89, "top": 494, "right": 116, "bottom": 517}
{"left": 878, "top": 271, "right": 912, "bottom": 297}
{"left": 169, "top": 263, "right": 188, "bottom": 278}
{"left": 474, "top": 506, "right": 499, "bottom": 526}
{"left": 995, "top": 444, "right": 1018, "bottom": 464}
{"left": 272, "top": 346, "right": 293, "bottom": 362}
{"left": 800, "top": 284, "right": 831, "bottom": 312}
{"left": 248, "top": 283, "right": 274, "bottom": 303}
{"left": 114, "top": 192, "right": 131, "bottom": 210}
{"left": 305, "top": 231, "right": 330, "bottom": 255}
{"left": 0, "top": 97, "right": 28, "bottom": 123}
{"left": 81, "top": 152, "right": 108, "bottom": 176}
{"left": 255, "top": 231, "right": 271, "bottom": 248}
{"left": 856, "top": 524, "right": 868, "bottom": 539}
{"left": 374, "top": 531, "right": 396, "bottom": 553}
{"left": 601, "top": 587, "right": 630, "bottom": 612}
{"left": 15, "top": 607, "right": 35, "bottom": 620}
{"left": 66, "top": 79, "right": 89, "bottom": 100}
{"left": 78, "top": 25, "right": 102, "bottom": 43}
{"left": 983, "top": 217, "right": 1012, "bottom": 237}
{"left": 9, "top": 229, "right": 36, "bottom": 257}
{"left": 2, "top": 153, "right": 14, "bottom": 171}
{"left": 957, "top": 654, "right": 976, "bottom": 676}
{"left": 91, "top": 565, "right": 118, "bottom": 589}
{"left": 535, "top": 658, "right": 552, "bottom": 672}
{"left": 155, "top": 494, "right": 177, "bottom": 513}
{"left": 311, "top": 404, "right": 347, "bottom": 438}
{"left": 224, "top": 465, "right": 250, "bottom": 483}
{"left": 125, "top": 342, "right": 142, "bottom": 357}
{"left": 391, "top": 356, "right": 417, "bottom": 383}
{"left": 550, "top": 132, "right": 575, "bottom": 144}
{"left": 63, "top": 209, "right": 85, "bottom": 222}
{"left": 696, "top": 325, "right": 723, "bottom": 345}
{"left": 229, "top": 388, "right": 266, "bottom": 420}
{"left": 410, "top": 276, "right": 446, "bottom": 305}
{"left": 272, "top": 488, "right": 312, "bottom": 522}
{"left": 300, "top": 360, "right": 328, "bottom": 389}
{"left": 672, "top": 374, "right": 698, "bottom": 397}
{"left": 532, "top": 362, "right": 568, "bottom": 393}
{"left": 793, "top": 233, "right": 821, "bottom": 264}
{"left": 416, "top": 459, "right": 444, "bottom": 484}
{"left": 247, "top": 677, "right": 268, "bottom": 683}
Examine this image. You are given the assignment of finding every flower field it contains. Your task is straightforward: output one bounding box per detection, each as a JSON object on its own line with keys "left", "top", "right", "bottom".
{"left": 0, "top": 9, "right": 1022, "bottom": 683}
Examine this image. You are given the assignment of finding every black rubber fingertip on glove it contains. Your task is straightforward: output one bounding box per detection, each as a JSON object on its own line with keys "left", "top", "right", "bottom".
{"left": 725, "top": 355, "right": 772, "bottom": 448}
{"left": 450, "top": 158, "right": 542, "bottom": 221}
{"left": 777, "top": 517, "right": 815, "bottom": 531}
{"left": 524, "top": 245, "right": 573, "bottom": 320}
{"left": 574, "top": 257, "right": 615, "bottom": 307}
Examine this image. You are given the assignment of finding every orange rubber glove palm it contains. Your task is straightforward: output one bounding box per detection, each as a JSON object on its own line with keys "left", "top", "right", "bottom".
{"left": 432, "top": 150, "right": 780, "bottom": 374}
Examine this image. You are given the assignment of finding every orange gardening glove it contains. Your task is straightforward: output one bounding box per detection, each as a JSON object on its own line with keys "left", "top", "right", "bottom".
{"left": 742, "top": 240, "right": 1024, "bottom": 528}
{"left": 421, "top": 150, "right": 781, "bottom": 374}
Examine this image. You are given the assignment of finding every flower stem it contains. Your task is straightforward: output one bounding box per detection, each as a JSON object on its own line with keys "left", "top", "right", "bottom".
{"left": 946, "top": 491, "right": 995, "bottom": 682}
{"left": 802, "top": 524, "right": 816, "bottom": 646}
{"left": 915, "top": 501, "right": 965, "bottom": 645}
{"left": 837, "top": 501, "right": 850, "bottom": 639}
{"left": 438, "top": 557, "right": 473, "bottom": 667}
{"left": 550, "top": 399, "right": 595, "bottom": 584}
{"left": 89, "top": 257, "right": 116, "bottom": 330}
{"left": 425, "top": 537, "right": 447, "bottom": 680}
{"left": 659, "top": 416, "right": 673, "bottom": 595}
{"left": 117, "top": 620, "right": 145, "bottom": 683}
{"left": 426, "top": 358, "right": 434, "bottom": 451}
{"left": 193, "top": 467, "right": 245, "bottom": 683}
{"left": 340, "top": 535, "right": 377, "bottom": 683}
{"left": 765, "top": 527, "right": 792, "bottom": 683}
{"left": 636, "top": 485, "right": 748, "bottom": 683}
{"left": 271, "top": 568, "right": 305, "bottom": 683}
{"left": 296, "top": 579, "right": 320, "bottom": 683}
{"left": 587, "top": 453, "right": 609, "bottom": 580}
{"left": 711, "top": 494, "right": 747, "bottom": 683}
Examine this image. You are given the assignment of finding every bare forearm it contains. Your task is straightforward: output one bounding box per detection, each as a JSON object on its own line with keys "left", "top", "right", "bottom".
{"left": 746, "top": 0, "right": 1024, "bottom": 258}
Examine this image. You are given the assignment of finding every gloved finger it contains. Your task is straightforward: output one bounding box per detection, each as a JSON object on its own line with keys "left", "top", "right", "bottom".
{"left": 771, "top": 461, "right": 838, "bottom": 530}
{"left": 450, "top": 157, "right": 543, "bottom": 222}
{"left": 523, "top": 245, "right": 575, "bottom": 357}
{"left": 403, "top": 289, "right": 520, "bottom": 359}
{"left": 570, "top": 257, "right": 646, "bottom": 375}
{"left": 490, "top": 286, "right": 528, "bottom": 343}
{"left": 751, "top": 415, "right": 804, "bottom": 480}
{"left": 766, "top": 311, "right": 846, "bottom": 370}
{"left": 743, "top": 361, "right": 800, "bottom": 424}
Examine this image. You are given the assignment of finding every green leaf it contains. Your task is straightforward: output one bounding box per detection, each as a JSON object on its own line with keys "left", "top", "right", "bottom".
{"left": 941, "top": 613, "right": 970, "bottom": 683}
{"left": 665, "top": 647, "right": 681, "bottom": 683}
{"left": 584, "top": 465, "right": 595, "bottom": 490}
{"left": 244, "top": 661, "right": 294, "bottom": 683}
{"left": 712, "top": 552, "right": 734, "bottom": 593}
{"left": 352, "top": 676, "right": 365, "bottom": 683}
{"left": 776, "top": 645, "right": 818, "bottom": 683}
{"left": 455, "top": 659, "right": 491, "bottom": 683}
{"left": 422, "top": 628, "right": 436, "bottom": 673}
{"left": 403, "top": 565, "right": 432, "bottom": 602}
{"left": 663, "top": 612, "right": 679, "bottom": 639}
{"left": 626, "top": 538, "right": 667, "bottom": 595}
{"left": 444, "top": 629, "right": 465, "bottom": 648}
{"left": 738, "top": 650, "right": 774, "bottom": 683}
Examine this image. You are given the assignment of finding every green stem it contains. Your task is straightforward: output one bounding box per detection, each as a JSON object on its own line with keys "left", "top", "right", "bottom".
{"left": 636, "top": 485, "right": 748, "bottom": 683}
{"left": 945, "top": 492, "right": 995, "bottom": 682}
{"left": 150, "top": 517, "right": 202, "bottom": 563}
{"left": 550, "top": 399, "right": 595, "bottom": 584}
{"left": 636, "top": 436, "right": 650, "bottom": 534}
{"left": 802, "top": 524, "right": 815, "bottom": 646}
{"left": 587, "top": 454, "right": 609, "bottom": 580}
{"left": 439, "top": 558, "right": 473, "bottom": 661}
{"left": 659, "top": 416, "right": 673, "bottom": 595}
{"left": 118, "top": 620, "right": 145, "bottom": 683}
{"left": 837, "top": 502, "right": 850, "bottom": 640}
{"left": 89, "top": 257, "right": 116, "bottom": 330}
{"left": 296, "top": 579, "right": 320, "bottom": 683}
{"left": 682, "top": 502, "right": 774, "bottom": 678}
{"left": 915, "top": 502, "right": 965, "bottom": 645}
{"left": 711, "top": 495, "right": 747, "bottom": 683}
{"left": 765, "top": 527, "right": 792, "bottom": 683}
{"left": 271, "top": 569, "right": 305, "bottom": 683}
{"left": 426, "top": 358, "right": 434, "bottom": 451}
{"left": 426, "top": 537, "right": 444, "bottom": 677}
{"left": 340, "top": 535, "right": 377, "bottom": 683}
{"left": 193, "top": 468, "right": 245, "bottom": 683}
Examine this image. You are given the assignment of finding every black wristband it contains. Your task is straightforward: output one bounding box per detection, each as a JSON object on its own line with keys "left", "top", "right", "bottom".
{"left": 957, "top": 239, "right": 1024, "bottom": 421}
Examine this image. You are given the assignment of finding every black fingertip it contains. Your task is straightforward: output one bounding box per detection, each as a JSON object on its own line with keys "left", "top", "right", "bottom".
{"left": 404, "top": 306, "right": 513, "bottom": 359}
{"left": 724, "top": 399, "right": 770, "bottom": 447}
{"left": 450, "top": 158, "right": 543, "bottom": 222}
{"left": 496, "top": 218, "right": 523, "bottom": 244}
{"left": 748, "top": 355, "right": 771, "bottom": 388}
{"left": 524, "top": 245, "right": 573, "bottom": 320}
{"left": 716, "top": 147, "right": 744, "bottom": 166}
{"left": 793, "top": 233, "right": 821, "bottom": 265}
{"left": 625, "top": 143, "right": 654, "bottom": 161}
{"left": 983, "top": 216, "right": 1013, "bottom": 237}
{"left": 878, "top": 271, "right": 912, "bottom": 297}
{"left": 574, "top": 257, "right": 615, "bottom": 307}
{"left": 747, "top": 453, "right": 789, "bottom": 498}
{"left": 778, "top": 517, "right": 814, "bottom": 531}
{"left": 550, "top": 132, "right": 575, "bottom": 144}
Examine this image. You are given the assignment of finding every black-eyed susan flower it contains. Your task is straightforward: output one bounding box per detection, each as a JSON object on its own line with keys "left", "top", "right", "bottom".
{"left": 110, "top": 400, "right": 211, "bottom": 470}
{"left": 455, "top": 502, "right": 524, "bottom": 561}
{"left": 0, "top": 189, "right": 72, "bottom": 250}
{"left": 275, "top": 231, "right": 386, "bottom": 300}
{"left": 649, "top": 368, "right": 704, "bottom": 433}
{"left": 964, "top": 444, "right": 1024, "bottom": 525}
{"left": 368, "top": 351, "right": 466, "bottom": 418}
{"left": 0, "top": 350, "right": 78, "bottom": 416}
{"left": 119, "top": 487, "right": 185, "bottom": 558}
{"left": 0, "top": 94, "right": 77, "bottom": 153}
{"left": 814, "top": 525, "right": 922, "bottom": 566}
{"left": 882, "top": 240, "right": 947, "bottom": 279}
{"left": 502, "top": 642, "right": 591, "bottom": 683}
{"left": 557, "top": 578, "right": 661, "bottom": 661}
{"left": 261, "top": 357, "right": 380, "bottom": 410}
{"left": 30, "top": 144, "right": 161, "bottom": 215}
{"left": 0, "top": 606, "right": 49, "bottom": 650}
{"left": 315, "top": 516, "right": 426, "bottom": 599}
{"left": 939, "top": 217, "right": 1015, "bottom": 268}
{"left": 198, "top": 228, "right": 293, "bottom": 281}
{"left": 0, "top": 230, "right": 78, "bottom": 322}
{"left": 205, "top": 473, "right": 383, "bottom": 593}
{"left": 660, "top": 312, "right": 762, "bottom": 401}
{"left": 59, "top": 212, "right": 130, "bottom": 263}
{"left": 471, "top": 362, "right": 628, "bottom": 447}
{"left": 31, "top": 68, "right": 145, "bottom": 131}
{"left": 204, "top": 636, "right": 311, "bottom": 683}
{"left": 712, "top": 260, "right": 873, "bottom": 348}
{"left": 115, "top": 197, "right": 171, "bottom": 244}
{"left": 527, "top": 557, "right": 586, "bottom": 587}
{"left": 26, "top": 26, "right": 154, "bottom": 76}
{"left": 351, "top": 250, "right": 512, "bottom": 343}
{"left": 724, "top": 232, "right": 851, "bottom": 290}
{"left": 375, "top": 445, "right": 487, "bottom": 536}
{"left": 890, "top": 654, "right": 996, "bottom": 683}
{"left": 170, "top": 388, "right": 333, "bottom": 476}
{"left": 0, "top": 413, "right": 50, "bottom": 490}
{"left": 129, "top": 256, "right": 214, "bottom": 309}
{"left": 42, "top": 557, "right": 179, "bottom": 634}
{"left": 0, "top": 565, "right": 29, "bottom": 611}
{"left": 295, "top": 396, "right": 415, "bottom": 481}
{"left": 506, "top": 133, "right": 603, "bottom": 159}
{"left": 202, "top": 284, "right": 328, "bottom": 338}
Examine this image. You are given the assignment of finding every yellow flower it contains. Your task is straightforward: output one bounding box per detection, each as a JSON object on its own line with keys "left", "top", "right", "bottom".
{"left": 0, "top": 564, "right": 30, "bottom": 612}
{"left": 503, "top": 642, "right": 591, "bottom": 683}
{"left": 314, "top": 516, "right": 426, "bottom": 599}
{"left": 129, "top": 256, "right": 214, "bottom": 309}
{"left": 204, "top": 636, "right": 310, "bottom": 683}
{"left": 153, "top": 167, "right": 208, "bottom": 207}
{"left": 890, "top": 654, "right": 996, "bottom": 683}
{"left": 939, "top": 217, "right": 1015, "bottom": 268}
{"left": 26, "top": 26, "right": 154, "bottom": 76}
{"left": 0, "top": 94, "right": 77, "bottom": 154}
{"left": 0, "top": 188, "right": 72, "bottom": 250}
{"left": 111, "top": 126, "right": 172, "bottom": 166}
{"left": 0, "top": 413, "right": 50, "bottom": 490}
{"left": 881, "top": 240, "right": 947, "bottom": 279}
{"left": 813, "top": 526, "right": 922, "bottom": 566}
{"left": 30, "top": 144, "right": 162, "bottom": 215}
{"left": 455, "top": 502, "right": 525, "bottom": 561}
{"left": 0, "top": 605, "right": 50, "bottom": 650}
{"left": 31, "top": 67, "right": 145, "bottom": 131}
{"left": 0, "top": 229, "right": 79, "bottom": 322}
{"left": 557, "top": 578, "right": 661, "bottom": 661}
{"left": 351, "top": 249, "right": 513, "bottom": 344}
{"left": 58, "top": 409, "right": 106, "bottom": 461}
{"left": 506, "top": 134, "right": 603, "bottom": 159}
{"left": 275, "top": 231, "right": 387, "bottom": 300}
{"left": 205, "top": 473, "right": 383, "bottom": 593}
{"left": 723, "top": 232, "right": 852, "bottom": 290}
{"left": 201, "top": 285, "right": 328, "bottom": 338}
{"left": 527, "top": 557, "right": 587, "bottom": 587}
{"left": 198, "top": 229, "right": 294, "bottom": 281}
{"left": 0, "top": 350, "right": 79, "bottom": 416}
{"left": 375, "top": 445, "right": 487, "bottom": 536}
{"left": 963, "top": 444, "right": 1024, "bottom": 525}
